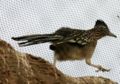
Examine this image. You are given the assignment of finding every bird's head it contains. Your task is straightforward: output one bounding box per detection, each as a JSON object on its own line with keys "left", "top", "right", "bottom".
{"left": 94, "top": 20, "right": 117, "bottom": 38}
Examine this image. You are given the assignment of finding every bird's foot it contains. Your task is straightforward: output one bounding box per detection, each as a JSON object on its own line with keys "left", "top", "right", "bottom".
{"left": 95, "top": 65, "right": 110, "bottom": 72}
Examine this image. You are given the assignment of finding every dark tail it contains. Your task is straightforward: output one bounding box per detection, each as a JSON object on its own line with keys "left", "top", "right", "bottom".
{"left": 12, "top": 34, "right": 62, "bottom": 47}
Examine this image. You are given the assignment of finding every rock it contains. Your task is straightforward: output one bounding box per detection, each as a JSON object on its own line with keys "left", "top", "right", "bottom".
{"left": 0, "top": 39, "right": 118, "bottom": 84}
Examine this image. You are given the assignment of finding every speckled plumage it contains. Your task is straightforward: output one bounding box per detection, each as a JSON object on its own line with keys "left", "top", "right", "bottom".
{"left": 12, "top": 20, "right": 117, "bottom": 72}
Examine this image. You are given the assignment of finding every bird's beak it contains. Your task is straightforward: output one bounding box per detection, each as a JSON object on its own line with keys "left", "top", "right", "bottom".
{"left": 108, "top": 32, "right": 117, "bottom": 38}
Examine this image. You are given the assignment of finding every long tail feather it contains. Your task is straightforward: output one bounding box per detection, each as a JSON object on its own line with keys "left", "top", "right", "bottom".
{"left": 12, "top": 34, "right": 62, "bottom": 47}
{"left": 11, "top": 34, "right": 54, "bottom": 41}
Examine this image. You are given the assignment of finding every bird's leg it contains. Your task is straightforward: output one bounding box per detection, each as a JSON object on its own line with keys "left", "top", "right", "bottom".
{"left": 53, "top": 55, "right": 58, "bottom": 79}
{"left": 85, "top": 59, "right": 110, "bottom": 72}
{"left": 53, "top": 56, "right": 57, "bottom": 67}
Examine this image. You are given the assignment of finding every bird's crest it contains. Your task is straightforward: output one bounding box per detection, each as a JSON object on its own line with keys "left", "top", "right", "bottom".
{"left": 94, "top": 19, "right": 108, "bottom": 28}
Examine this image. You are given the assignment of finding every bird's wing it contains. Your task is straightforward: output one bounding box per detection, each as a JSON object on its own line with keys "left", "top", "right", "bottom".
{"left": 54, "top": 27, "right": 89, "bottom": 45}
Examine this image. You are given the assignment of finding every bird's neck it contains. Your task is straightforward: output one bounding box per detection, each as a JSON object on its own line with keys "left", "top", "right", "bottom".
{"left": 87, "top": 28, "right": 106, "bottom": 41}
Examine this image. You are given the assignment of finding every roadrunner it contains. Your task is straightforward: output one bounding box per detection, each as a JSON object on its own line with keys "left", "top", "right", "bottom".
{"left": 12, "top": 20, "right": 117, "bottom": 72}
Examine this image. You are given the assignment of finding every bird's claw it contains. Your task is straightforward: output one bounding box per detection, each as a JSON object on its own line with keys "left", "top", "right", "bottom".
{"left": 95, "top": 65, "right": 110, "bottom": 72}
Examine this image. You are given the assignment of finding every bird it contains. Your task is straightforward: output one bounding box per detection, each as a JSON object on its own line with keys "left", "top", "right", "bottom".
{"left": 12, "top": 19, "right": 117, "bottom": 72}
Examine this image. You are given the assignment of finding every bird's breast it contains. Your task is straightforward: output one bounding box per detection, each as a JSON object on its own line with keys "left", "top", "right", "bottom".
{"left": 50, "top": 43, "right": 85, "bottom": 61}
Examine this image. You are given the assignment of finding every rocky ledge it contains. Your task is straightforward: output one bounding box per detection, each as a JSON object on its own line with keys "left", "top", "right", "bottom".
{"left": 0, "top": 39, "right": 118, "bottom": 84}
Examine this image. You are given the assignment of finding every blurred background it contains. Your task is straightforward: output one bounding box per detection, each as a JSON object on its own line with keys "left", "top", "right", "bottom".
{"left": 0, "top": 0, "right": 120, "bottom": 83}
